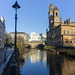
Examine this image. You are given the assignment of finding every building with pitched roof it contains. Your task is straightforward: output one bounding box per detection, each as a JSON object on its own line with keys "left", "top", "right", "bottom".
{"left": 9, "top": 32, "right": 29, "bottom": 42}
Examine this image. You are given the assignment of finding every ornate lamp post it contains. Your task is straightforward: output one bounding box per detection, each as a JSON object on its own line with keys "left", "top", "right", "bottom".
{"left": 12, "top": 1, "right": 20, "bottom": 51}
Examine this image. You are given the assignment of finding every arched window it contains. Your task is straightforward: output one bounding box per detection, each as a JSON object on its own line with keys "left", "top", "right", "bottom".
{"left": 51, "top": 8, "right": 52, "bottom": 10}
{"left": 66, "top": 41, "right": 68, "bottom": 43}
{"left": 55, "top": 12, "right": 58, "bottom": 16}
{"left": 51, "top": 13, "right": 53, "bottom": 16}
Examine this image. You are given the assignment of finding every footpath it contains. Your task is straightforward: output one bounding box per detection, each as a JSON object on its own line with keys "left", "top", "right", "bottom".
{"left": 0, "top": 47, "right": 14, "bottom": 75}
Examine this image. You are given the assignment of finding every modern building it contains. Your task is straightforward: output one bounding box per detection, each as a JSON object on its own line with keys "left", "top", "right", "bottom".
{"left": 46, "top": 3, "right": 75, "bottom": 47}
{"left": 29, "top": 32, "right": 46, "bottom": 42}
{"left": 9, "top": 32, "right": 29, "bottom": 42}
{"left": 0, "top": 16, "right": 5, "bottom": 48}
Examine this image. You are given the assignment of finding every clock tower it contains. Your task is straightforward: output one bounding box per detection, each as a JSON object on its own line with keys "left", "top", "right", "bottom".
{"left": 49, "top": 3, "right": 54, "bottom": 26}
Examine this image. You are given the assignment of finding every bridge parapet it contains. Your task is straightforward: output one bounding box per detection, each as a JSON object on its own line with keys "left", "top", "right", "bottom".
{"left": 25, "top": 41, "right": 45, "bottom": 48}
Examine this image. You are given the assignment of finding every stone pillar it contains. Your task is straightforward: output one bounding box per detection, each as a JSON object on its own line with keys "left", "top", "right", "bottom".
{"left": 60, "top": 17, "right": 63, "bottom": 24}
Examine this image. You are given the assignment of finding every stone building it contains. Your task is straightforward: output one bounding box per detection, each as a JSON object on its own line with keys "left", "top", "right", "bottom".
{"left": 0, "top": 16, "right": 5, "bottom": 48}
{"left": 9, "top": 32, "right": 29, "bottom": 42}
{"left": 46, "top": 3, "right": 75, "bottom": 47}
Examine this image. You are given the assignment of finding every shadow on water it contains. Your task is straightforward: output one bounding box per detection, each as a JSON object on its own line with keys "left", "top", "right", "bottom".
{"left": 36, "top": 44, "right": 44, "bottom": 50}
{"left": 19, "top": 49, "right": 75, "bottom": 75}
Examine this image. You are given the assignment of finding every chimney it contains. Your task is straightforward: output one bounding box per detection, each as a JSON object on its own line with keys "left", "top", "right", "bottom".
{"left": 64, "top": 21, "right": 66, "bottom": 24}
{"left": 66, "top": 19, "right": 68, "bottom": 24}
{"left": 60, "top": 17, "right": 63, "bottom": 24}
{"left": 69, "top": 18, "right": 71, "bottom": 24}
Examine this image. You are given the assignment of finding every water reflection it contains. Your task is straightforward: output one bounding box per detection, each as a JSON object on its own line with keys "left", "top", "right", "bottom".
{"left": 19, "top": 49, "right": 75, "bottom": 75}
{"left": 61, "top": 57, "right": 75, "bottom": 75}
{"left": 31, "top": 50, "right": 47, "bottom": 64}
{"left": 47, "top": 53, "right": 62, "bottom": 75}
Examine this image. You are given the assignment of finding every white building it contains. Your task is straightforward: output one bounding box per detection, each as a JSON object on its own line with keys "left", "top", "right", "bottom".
{"left": 29, "top": 32, "right": 46, "bottom": 42}
{"left": 0, "top": 16, "right": 5, "bottom": 48}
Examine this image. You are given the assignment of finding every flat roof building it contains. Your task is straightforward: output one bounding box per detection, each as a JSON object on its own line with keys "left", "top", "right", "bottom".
{"left": 29, "top": 32, "right": 46, "bottom": 42}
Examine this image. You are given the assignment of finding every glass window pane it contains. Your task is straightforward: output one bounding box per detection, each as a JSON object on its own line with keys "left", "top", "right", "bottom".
{"left": 63, "top": 30, "right": 65, "bottom": 34}
{"left": 71, "top": 31, "right": 73, "bottom": 34}
{"left": 67, "top": 30, "right": 69, "bottom": 34}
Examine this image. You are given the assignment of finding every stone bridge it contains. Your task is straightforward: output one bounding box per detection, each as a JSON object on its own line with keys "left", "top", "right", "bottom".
{"left": 25, "top": 41, "right": 45, "bottom": 48}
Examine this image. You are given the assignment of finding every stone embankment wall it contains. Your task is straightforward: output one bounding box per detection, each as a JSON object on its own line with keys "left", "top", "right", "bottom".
{"left": 2, "top": 51, "right": 20, "bottom": 75}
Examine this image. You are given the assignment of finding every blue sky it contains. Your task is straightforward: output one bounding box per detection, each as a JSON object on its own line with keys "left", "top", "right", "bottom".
{"left": 0, "top": 0, "right": 75, "bottom": 36}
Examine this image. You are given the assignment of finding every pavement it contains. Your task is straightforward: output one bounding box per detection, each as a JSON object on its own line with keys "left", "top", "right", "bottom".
{"left": 0, "top": 47, "right": 14, "bottom": 75}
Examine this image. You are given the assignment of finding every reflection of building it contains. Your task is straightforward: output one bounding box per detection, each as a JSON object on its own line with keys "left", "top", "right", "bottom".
{"left": 31, "top": 50, "right": 47, "bottom": 64}
{"left": 47, "top": 53, "right": 62, "bottom": 75}
{"left": 0, "top": 16, "right": 5, "bottom": 48}
{"left": 62, "top": 58, "right": 75, "bottom": 75}
{"left": 29, "top": 32, "right": 46, "bottom": 42}
{"left": 47, "top": 3, "right": 75, "bottom": 47}
{"left": 47, "top": 52, "right": 75, "bottom": 75}
{"left": 9, "top": 32, "right": 29, "bottom": 42}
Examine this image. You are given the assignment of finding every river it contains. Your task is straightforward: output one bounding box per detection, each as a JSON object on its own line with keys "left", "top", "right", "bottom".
{"left": 19, "top": 49, "right": 75, "bottom": 75}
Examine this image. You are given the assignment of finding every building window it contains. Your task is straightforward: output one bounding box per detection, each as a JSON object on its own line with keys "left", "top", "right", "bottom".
{"left": 55, "top": 12, "right": 58, "bottom": 16}
{"left": 63, "top": 30, "right": 65, "bottom": 34}
{"left": 70, "top": 41, "right": 72, "bottom": 43}
{"left": 71, "top": 31, "right": 73, "bottom": 35}
{"left": 74, "top": 31, "right": 75, "bottom": 35}
{"left": 51, "top": 13, "right": 53, "bottom": 16}
{"left": 51, "top": 8, "right": 52, "bottom": 10}
{"left": 67, "top": 30, "right": 69, "bottom": 34}
{"left": 66, "top": 41, "right": 68, "bottom": 43}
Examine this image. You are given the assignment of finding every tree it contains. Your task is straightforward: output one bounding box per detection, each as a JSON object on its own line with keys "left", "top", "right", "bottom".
{"left": 5, "top": 32, "right": 11, "bottom": 44}
{"left": 17, "top": 36, "right": 25, "bottom": 58}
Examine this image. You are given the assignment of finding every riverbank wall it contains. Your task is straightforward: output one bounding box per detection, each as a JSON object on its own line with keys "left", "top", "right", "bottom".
{"left": 2, "top": 50, "right": 20, "bottom": 75}
{"left": 44, "top": 45, "right": 75, "bottom": 58}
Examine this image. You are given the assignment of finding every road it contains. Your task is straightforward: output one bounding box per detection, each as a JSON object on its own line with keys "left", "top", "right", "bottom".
{"left": 0, "top": 47, "right": 14, "bottom": 75}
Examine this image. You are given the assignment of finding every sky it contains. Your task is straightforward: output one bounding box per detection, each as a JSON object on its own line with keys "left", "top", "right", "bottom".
{"left": 0, "top": 0, "right": 75, "bottom": 36}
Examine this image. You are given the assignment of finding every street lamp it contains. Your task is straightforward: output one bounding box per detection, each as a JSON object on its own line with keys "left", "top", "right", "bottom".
{"left": 12, "top": 1, "right": 20, "bottom": 51}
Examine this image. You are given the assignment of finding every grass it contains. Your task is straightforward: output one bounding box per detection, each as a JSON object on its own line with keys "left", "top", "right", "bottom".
{"left": 44, "top": 45, "right": 75, "bottom": 57}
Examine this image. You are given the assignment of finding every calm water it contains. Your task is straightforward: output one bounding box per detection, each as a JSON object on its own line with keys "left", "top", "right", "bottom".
{"left": 19, "top": 49, "right": 75, "bottom": 75}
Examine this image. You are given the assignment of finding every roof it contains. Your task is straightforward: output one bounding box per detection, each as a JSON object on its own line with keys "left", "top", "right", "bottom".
{"left": 54, "top": 6, "right": 58, "bottom": 10}
{"left": 50, "top": 3, "right": 53, "bottom": 7}
{"left": 9, "top": 32, "right": 26, "bottom": 34}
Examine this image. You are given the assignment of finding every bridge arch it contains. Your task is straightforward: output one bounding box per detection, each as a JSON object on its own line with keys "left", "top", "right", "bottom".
{"left": 24, "top": 41, "right": 45, "bottom": 48}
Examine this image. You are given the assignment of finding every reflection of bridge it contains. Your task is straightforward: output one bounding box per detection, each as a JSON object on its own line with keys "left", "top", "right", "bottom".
{"left": 25, "top": 41, "right": 45, "bottom": 48}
